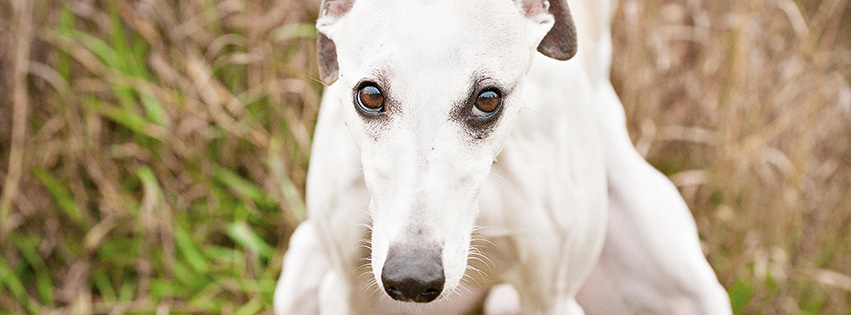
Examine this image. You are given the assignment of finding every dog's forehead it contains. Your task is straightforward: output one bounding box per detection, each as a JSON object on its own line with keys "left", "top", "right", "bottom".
{"left": 337, "top": 0, "right": 532, "bottom": 86}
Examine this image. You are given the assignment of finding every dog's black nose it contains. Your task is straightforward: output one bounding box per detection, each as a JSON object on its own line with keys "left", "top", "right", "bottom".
{"left": 381, "top": 247, "right": 445, "bottom": 303}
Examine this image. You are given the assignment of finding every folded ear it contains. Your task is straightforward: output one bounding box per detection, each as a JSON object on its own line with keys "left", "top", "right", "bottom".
{"left": 518, "top": 0, "right": 578, "bottom": 60}
{"left": 316, "top": 0, "right": 354, "bottom": 84}
{"left": 317, "top": 32, "right": 340, "bottom": 85}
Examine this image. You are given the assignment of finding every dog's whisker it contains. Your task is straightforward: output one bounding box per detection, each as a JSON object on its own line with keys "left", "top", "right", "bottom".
{"left": 471, "top": 235, "right": 497, "bottom": 248}
{"left": 432, "top": 292, "right": 454, "bottom": 309}
{"left": 356, "top": 223, "right": 374, "bottom": 231}
{"left": 472, "top": 257, "right": 493, "bottom": 269}
{"left": 465, "top": 264, "right": 489, "bottom": 280}
{"left": 468, "top": 251, "right": 495, "bottom": 270}
{"left": 368, "top": 277, "right": 381, "bottom": 294}
{"left": 461, "top": 271, "right": 483, "bottom": 286}
{"left": 356, "top": 262, "right": 373, "bottom": 274}
{"left": 467, "top": 243, "right": 496, "bottom": 269}
{"left": 465, "top": 262, "right": 487, "bottom": 277}
{"left": 469, "top": 243, "right": 492, "bottom": 253}
{"left": 361, "top": 276, "right": 378, "bottom": 292}
{"left": 454, "top": 282, "right": 473, "bottom": 296}
{"left": 443, "top": 287, "right": 457, "bottom": 301}
{"left": 467, "top": 255, "right": 490, "bottom": 270}
{"left": 521, "top": 106, "right": 546, "bottom": 119}
{"left": 489, "top": 171, "right": 521, "bottom": 193}
{"left": 357, "top": 271, "right": 374, "bottom": 281}
{"left": 355, "top": 208, "right": 373, "bottom": 219}
{"left": 448, "top": 285, "right": 461, "bottom": 298}
{"left": 368, "top": 283, "right": 383, "bottom": 300}
{"left": 355, "top": 263, "right": 372, "bottom": 272}
{"left": 355, "top": 212, "right": 374, "bottom": 227}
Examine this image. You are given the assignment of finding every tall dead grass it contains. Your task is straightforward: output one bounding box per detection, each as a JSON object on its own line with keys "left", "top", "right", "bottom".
{"left": 0, "top": 0, "right": 849, "bottom": 313}
{"left": 1, "top": 0, "right": 321, "bottom": 313}
{"left": 611, "top": 0, "right": 851, "bottom": 312}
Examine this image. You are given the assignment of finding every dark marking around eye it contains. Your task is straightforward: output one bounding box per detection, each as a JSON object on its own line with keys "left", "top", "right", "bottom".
{"left": 451, "top": 76, "right": 512, "bottom": 141}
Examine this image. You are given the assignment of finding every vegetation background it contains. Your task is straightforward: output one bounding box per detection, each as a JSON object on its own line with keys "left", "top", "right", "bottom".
{"left": 0, "top": 0, "right": 849, "bottom": 313}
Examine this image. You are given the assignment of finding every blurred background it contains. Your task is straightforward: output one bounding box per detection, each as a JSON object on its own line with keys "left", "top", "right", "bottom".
{"left": 0, "top": 0, "right": 849, "bottom": 313}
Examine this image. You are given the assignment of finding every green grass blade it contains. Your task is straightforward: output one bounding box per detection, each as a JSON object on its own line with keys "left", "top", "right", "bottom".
{"left": 273, "top": 23, "right": 316, "bottom": 41}
{"left": 92, "top": 269, "right": 117, "bottom": 302}
{"left": 12, "top": 234, "right": 52, "bottom": 304}
{"left": 226, "top": 221, "right": 273, "bottom": 260}
{"left": 0, "top": 258, "right": 27, "bottom": 303}
{"left": 84, "top": 97, "right": 166, "bottom": 141}
{"left": 212, "top": 165, "right": 276, "bottom": 209}
{"left": 174, "top": 225, "right": 210, "bottom": 274}
{"left": 235, "top": 297, "right": 263, "bottom": 315}
{"left": 32, "top": 168, "right": 84, "bottom": 225}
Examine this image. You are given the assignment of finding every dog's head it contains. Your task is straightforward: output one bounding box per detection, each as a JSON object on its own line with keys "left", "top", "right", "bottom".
{"left": 316, "top": 0, "right": 576, "bottom": 303}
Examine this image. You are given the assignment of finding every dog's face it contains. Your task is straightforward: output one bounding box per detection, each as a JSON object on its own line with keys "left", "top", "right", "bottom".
{"left": 316, "top": 0, "right": 576, "bottom": 303}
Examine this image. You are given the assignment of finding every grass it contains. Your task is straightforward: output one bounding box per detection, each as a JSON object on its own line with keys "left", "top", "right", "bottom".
{"left": 611, "top": 0, "right": 851, "bottom": 313}
{"left": 0, "top": 0, "right": 849, "bottom": 314}
{"left": 1, "top": 0, "right": 320, "bottom": 313}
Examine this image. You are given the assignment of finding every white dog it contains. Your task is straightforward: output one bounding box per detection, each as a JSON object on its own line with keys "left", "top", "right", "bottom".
{"left": 275, "top": 0, "right": 732, "bottom": 314}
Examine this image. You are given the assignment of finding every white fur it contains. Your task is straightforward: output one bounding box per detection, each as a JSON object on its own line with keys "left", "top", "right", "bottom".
{"left": 274, "top": 0, "right": 732, "bottom": 314}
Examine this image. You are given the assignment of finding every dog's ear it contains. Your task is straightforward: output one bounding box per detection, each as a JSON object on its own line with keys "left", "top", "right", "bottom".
{"left": 518, "top": 0, "right": 577, "bottom": 60}
{"left": 317, "top": 32, "right": 339, "bottom": 85}
{"left": 316, "top": 0, "right": 354, "bottom": 84}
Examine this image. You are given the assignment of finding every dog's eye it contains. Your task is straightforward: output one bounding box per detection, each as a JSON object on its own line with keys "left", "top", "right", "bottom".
{"left": 472, "top": 90, "right": 501, "bottom": 117}
{"left": 357, "top": 84, "right": 385, "bottom": 112}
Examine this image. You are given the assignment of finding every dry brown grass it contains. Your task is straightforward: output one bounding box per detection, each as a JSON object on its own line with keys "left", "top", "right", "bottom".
{"left": 1, "top": 0, "right": 322, "bottom": 313}
{"left": 611, "top": 0, "right": 851, "bottom": 312}
{"left": 0, "top": 0, "right": 849, "bottom": 313}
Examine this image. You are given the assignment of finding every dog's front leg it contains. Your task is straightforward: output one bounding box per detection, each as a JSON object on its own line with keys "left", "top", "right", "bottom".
{"left": 503, "top": 221, "right": 603, "bottom": 315}
{"left": 308, "top": 178, "right": 377, "bottom": 314}
{"left": 317, "top": 269, "right": 356, "bottom": 315}
{"left": 508, "top": 252, "right": 591, "bottom": 315}
{"left": 309, "top": 189, "right": 376, "bottom": 315}
{"left": 274, "top": 218, "right": 377, "bottom": 315}
{"left": 272, "top": 218, "right": 376, "bottom": 315}
{"left": 274, "top": 221, "right": 330, "bottom": 315}
{"left": 553, "top": 298, "right": 585, "bottom": 315}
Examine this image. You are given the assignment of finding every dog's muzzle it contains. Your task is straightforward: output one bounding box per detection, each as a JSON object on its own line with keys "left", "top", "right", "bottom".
{"left": 380, "top": 245, "right": 445, "bottom": 303}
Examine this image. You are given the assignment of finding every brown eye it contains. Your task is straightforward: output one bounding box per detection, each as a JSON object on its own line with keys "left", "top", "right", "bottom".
{"left": 357, "top": 84, "right": 384, "bottom": 112}
{"left": 472, "top": 89, "right": 501, "bottom": 117}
